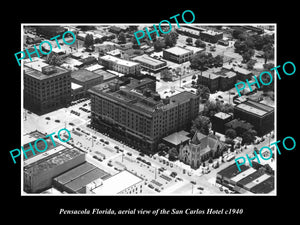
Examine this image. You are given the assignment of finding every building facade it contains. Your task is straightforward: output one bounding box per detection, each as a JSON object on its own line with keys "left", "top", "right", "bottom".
{"left": 163, "top": 47, "right": 193, "bottom": 64}
{"left": 24, "top": 61, "right": 72, "bottom": 115}
{"left": 234, "top": 100, "right": 274, "bottom": 136}
{"left": 88, "top": 77, "right": 199, "bottom": 153}
{"left": 99, "top": 55, "right": 141, "bottom": 75}
{"left": 132, "top": 54, "right": 167, "bottom": 73}
{"left": 199, "top": 30, "right": 223, "bottom": 43}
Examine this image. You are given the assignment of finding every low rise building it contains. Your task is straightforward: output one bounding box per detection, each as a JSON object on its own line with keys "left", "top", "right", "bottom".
{"left": 71, "top": 69, "right": 104, "bottom": 98}
{"left": 216, "top": 163, "right": 274, "bottom": 194}
{"left": 99, "top": 55, "right": 141, "bottom": 75}
{"left": 24, "top": 143, "right": 85, "bottom": 193}
{"left": 132, "top": 54, "right": 167, "bottom": 73}
{"left": 212, "top": 112, "right": 233, "bottom": 134}
{"left": 163, "top": 46, "right": 193, "bottom": 64}
{"left": 86, "top": 170, "right": 143, "bottom": 194}
{"left": 200, "top": 30, "right": 223, "bottom": 43}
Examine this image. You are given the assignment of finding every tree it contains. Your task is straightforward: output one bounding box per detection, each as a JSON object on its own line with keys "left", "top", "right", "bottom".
{"left": 160, "top": 69, "right": 173, "bottom": 81}
{"left": 232, "top": 28, "right": 245, "bottom": 39}
{"left": 168, "top": 147, "right": 179, "bottom": 161}
{"left": 247, "top": 59, "right": 256, "bottom": 70}
{"left": 241, "top": 48, "right": 255, "bottom": 62}
{"left": 213, "top": 55, "right": 223, "bottom": 67}
{"left": 164, "top": 31, "right": 178, "bottom": 47}
{"left": 241, "top": 129, "right": 257, "bottom": 145}
{"left": 186, "top": 37, "right": 193, "bottom": 45}
{"left": 191, "top": 115, "right": 211, "bottom": 135}
{"left": 153, "top": 39, "right": 166, "bottom": 51}
{"left": 84, "top": 34, "right": 94, "bottom": 50}
{"left": 208, "top": 157, "right": 213, "bottom": 163}
{"left": 118, "top": 31, "right": 126, "bottom": 43}
{"left": 190, "top": 52, "right": 213, "bottom": 76}
{"left": 225, "top": 129, "right": 237, "bottom": 140}
{"left": 196, "top": 84, "right": 210, "bottom": 102}
{"left": 195, "top": 39, "right": 206, "bottom": 48}
{"left": 46, "top": 52, "right": 62, "bottom": 66}
{"left": 94, "top": 37, "right": 102, "bottom": 44}
{"left": 262, "top": 43, "right": 274, "bottom": 64}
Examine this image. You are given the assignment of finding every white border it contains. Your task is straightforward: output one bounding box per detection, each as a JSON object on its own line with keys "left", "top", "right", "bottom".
{"left": 21, "top": 23, "right": 277, "bottom": 197}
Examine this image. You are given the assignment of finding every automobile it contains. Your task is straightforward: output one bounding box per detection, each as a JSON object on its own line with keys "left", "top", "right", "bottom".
{"left": 191, "top": 181, "right": 196, "bottom": 185}
{"left": 154, "top": 188, "right": 161, "bottom": 192}
{"left": 107, "top": 163, "right": 113, "bottom": 167}
{"left": 219, "top": 187, "right": 223, "bottom": 191}
{"left": 136, "top": 157, "right": 141, "bottom": 161}
{"left": 146, "top": 161, "right": 151, "bottom": 166}
{"left": 182, "top": 80, "right": 186, "bottom": 83}
{"left": 218, "top": 95, "right": 223, "bottom": 98}
{"left": 69, "top": 122, "right": 74, "bottom": 126}
{"left": 100, "top": 139, "right": 104, "bottom": 142}
{"left": 104, "top": 141, "right": 109, "bottom": 144}
{"left": 119, "top": 149, "right": 124, "bottom": 152}
{"left": 114, "top": 146, "right": 119, "bottom": 150}
{"left": 224, "top": 189, "right": 229, "bottom": 194}
{"left": 127, "top": 152, "right": 132, "bottom": 156}
{"left": 148, "top": 184, "right": 154, "bottom": 189}
{"left": 139, "top": 152, "right": 145, "bottom": 157}
{"left": 170, "top": 172, "right": 177, "bottom": 178}
{"left": 197, "top": 186, "right": 204, "bottom": 190}
{"left": 55, "top": 119, "right": 60, "bottom": 123}
{"left": 45, "top": 117, "right": 50, "bottom": 120}
{"left": 176, "top": 177, "right": 183, "bottom": 181}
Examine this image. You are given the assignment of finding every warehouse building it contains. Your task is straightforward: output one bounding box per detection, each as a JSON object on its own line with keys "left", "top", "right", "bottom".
{"left": 53, "top": 162, "right": 111, "bottom": 193}
{"left": 23, "top": 146, "right": 85, "bottom": 193}
{"left": 216, "top": 163, "right": 274, "bottom": 194}
{"left": 86, "top": 170, "right": 143, "bottom": 195}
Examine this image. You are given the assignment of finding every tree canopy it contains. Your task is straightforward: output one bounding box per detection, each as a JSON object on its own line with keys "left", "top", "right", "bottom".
{"left": 191, "top": 115, "right": 211, "bottom": 135}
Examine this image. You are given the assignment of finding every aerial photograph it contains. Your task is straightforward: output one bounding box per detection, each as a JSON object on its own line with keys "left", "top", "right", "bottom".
{"left": 21, "top": 24, "right": 275, "bottom": 195}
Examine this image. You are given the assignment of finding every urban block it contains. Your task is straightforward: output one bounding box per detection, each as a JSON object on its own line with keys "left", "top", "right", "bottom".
{"left": 235, "top": 136, "right": 296, "bottom": 171}
{"left": 14, "top": 30, "right": 76, "bottom": 66}
{"left": 235, "top": 61, "right": 296, "bottom": 96}
{"left": 10, "top": 128, "right": 71, "bottom": 164}
{"left": 134, "top": 10, "right": 195, "bottom": 45}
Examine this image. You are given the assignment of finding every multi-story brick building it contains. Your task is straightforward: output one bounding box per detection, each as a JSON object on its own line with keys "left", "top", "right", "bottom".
{"left": 88, "top": 77, "right": 199, "bottom": 153}
{"left": 24, "top": 61, "right": 71, "bottom": 115}
{"left": 199, "top": 30, "right": 223, "bottom": 43}
{"left": 234, "top": 100, "right": 274, "bottom": 136}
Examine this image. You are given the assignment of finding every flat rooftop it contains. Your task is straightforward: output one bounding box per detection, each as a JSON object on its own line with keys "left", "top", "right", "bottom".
{"left": 24, "top": 62, "right": 69, "bottom": 80}
{"left": 100, "top": 55, "right": 139, "bottom": 67}
{"left": 217, "top": 163, "right": 249, "bottom": 179}
{"left": 201, "top": 30, "right": 223, "bottom": 36}
{"left": 24, "top": 148, "right": 84, "bottom": 175}
{"left": 235, "top": 100, "right": 274, "bottom": 117}
{"left": 164, "top": 46, "right": 192, "bottom": 56}
{"left": 90, "top": 170, "right": 142, "bottom": 194}
{"left": 163, "top": 131, "right": 190, "bottom": 145}
{"left": 132, "top": 54, "right": 166, "bottom": 67}
{"left": 71, "top": 69, "right": 103, "bottom": 83}
{"left": 93, "top": 69, "right": 117, "bottom": 81}
{"left": 214, "top": 112, "right": 231, "bottom": 120}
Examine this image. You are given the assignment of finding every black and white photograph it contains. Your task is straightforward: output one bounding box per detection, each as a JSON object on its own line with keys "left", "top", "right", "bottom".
{"left": 3, "top": 3, "right": 299, "bottom": 221}
{"left": 20, "top": 23, "right": 276, "bottom": 195}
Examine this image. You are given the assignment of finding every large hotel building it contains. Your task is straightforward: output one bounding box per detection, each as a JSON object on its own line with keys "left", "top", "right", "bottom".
{"left": 88, "top": 77, "right": 200, "bottom": 153}
{"left": 24, "top": 61, "right": 71, "bottom": 115}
